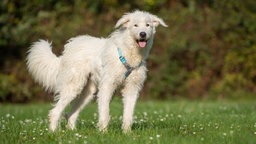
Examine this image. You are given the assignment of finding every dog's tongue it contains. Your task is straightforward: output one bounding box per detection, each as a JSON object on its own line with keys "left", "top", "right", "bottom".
{"left": 138, "top": 41, "right": 147, "bottom": 48}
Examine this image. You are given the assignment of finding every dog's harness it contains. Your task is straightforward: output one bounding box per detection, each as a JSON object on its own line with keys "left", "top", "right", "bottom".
{"left": 117, "top": 48, "right": 143, "bottom": 78}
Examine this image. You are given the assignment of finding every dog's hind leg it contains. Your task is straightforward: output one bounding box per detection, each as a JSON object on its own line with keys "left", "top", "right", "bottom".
{"left": 48, "top": 71, "right": 89, "bottom": 131}
{"left": 49, "top": 91, "right": 79, "bottom": 131}
{"left": 66, "top": 79, "right": 97, "bottom": 130}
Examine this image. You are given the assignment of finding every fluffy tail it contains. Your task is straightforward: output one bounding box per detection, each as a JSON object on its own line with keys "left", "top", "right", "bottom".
{"left": 26, "top": 40, "right": 60, "bottom": 92}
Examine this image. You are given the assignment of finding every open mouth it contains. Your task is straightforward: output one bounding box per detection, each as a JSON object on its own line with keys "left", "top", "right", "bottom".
{"left": 136, "top": 39, "right": 147, "bottom": 48}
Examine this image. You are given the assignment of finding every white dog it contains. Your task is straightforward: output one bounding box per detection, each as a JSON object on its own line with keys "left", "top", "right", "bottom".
{"left": 26, "top": 10, "right": 167, "bottom": 132}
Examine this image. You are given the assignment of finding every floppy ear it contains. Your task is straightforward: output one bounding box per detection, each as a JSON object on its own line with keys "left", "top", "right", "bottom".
{"left": 151, "top": 15, "right": 168, "bottom": 27}
{"left": 115, "top": 14, "right": 130, "bottom": 28}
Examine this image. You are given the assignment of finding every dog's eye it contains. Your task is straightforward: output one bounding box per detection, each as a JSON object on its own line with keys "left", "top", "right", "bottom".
{"left": 134, "top": 24, "right": 138, "bottom": 27}
{"left": 146, "top": 24, "right": 150, "bottom": 27}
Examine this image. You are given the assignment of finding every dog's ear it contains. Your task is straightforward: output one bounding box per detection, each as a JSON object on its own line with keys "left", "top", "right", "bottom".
{"left": 151, "top": 15, "right": 168, "bottom": 28}
{"left": 115, "top": 14, "right": 130, "bottom": 28}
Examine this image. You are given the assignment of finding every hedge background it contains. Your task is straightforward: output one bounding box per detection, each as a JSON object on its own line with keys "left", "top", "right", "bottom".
{"left": 1, "top": 0, "right": 256, "bottom": 102}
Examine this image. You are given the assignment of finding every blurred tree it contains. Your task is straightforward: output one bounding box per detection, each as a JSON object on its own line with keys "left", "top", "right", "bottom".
{"left": 0, "top": 0, "right": 256, "bottom": 102}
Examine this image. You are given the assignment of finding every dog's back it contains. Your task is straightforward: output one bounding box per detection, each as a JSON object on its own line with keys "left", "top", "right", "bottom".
{"left": 27, "top": 35, "right": 106, "bottom": 93}
{"left": 64, "top": 35, "right": 106, "bottom": 57}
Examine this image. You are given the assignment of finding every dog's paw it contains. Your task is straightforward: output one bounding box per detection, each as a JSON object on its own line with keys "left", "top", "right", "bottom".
{"left": 122, "top": 125, "right": 132, "bottom": 134}
{"left": 49, "top": 122, "right": 57, "bottom": 132}
{"left": 48, "top": 111, "right": 58, "bottom": 132}
{"left": 122, "top": 128, "right": 132, "bottom": 134}
{"left": 98, "top": 127, "right": 108, "bottom": 133}
{"left": 97, "top": 122, "right": 108, "bottom": 133}
{"left": 66, "top": 122, "right": 76, "bottom": 130}
{"left": 98, "top": 126, "right": 108, "bottom": 133}
{"left": 122, "top": 122, "right": 132, "bottom": 133}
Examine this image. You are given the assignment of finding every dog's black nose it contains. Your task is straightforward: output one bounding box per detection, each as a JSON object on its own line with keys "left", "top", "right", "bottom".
{"left": 140, "top": 32, "right": 146, "bottom": 38}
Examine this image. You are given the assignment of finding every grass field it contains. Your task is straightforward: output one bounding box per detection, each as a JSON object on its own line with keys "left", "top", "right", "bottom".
{"left": 1, "top": 99, "right": 256, "bottom": 144}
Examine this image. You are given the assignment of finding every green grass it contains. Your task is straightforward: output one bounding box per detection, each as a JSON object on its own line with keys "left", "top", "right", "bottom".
{"left": 1, "top": 99, "right": 256, "bottom": 144}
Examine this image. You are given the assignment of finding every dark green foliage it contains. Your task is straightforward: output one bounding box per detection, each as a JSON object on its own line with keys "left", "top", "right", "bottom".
{"left": 0, "top": 0, "right": 256, "bottom": 102}
{"left": 146, "top": 0, "right": 256, "bottom": 99}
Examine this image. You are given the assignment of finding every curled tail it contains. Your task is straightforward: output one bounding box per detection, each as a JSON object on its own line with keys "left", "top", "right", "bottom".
{"left": 26, "top": 40, "right": 60, "bottom": 92}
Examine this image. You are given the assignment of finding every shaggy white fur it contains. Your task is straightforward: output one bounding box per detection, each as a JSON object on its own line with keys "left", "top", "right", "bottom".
{"left": 26, "top": 10, "right": 167, "bottom": 132}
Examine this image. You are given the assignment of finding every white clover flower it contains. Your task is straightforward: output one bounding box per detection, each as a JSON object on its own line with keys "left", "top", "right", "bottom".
{"left": 6, "top": 113, "right": 10, "bottom": 118}
{"left": 74, "top": 133, "right": 82, "bottom": 138}
{"left": 25, "top": 119, "right": 32, "bottom": 123}
{"left": 156, "top": 134, "right": 160, "bottom": 138}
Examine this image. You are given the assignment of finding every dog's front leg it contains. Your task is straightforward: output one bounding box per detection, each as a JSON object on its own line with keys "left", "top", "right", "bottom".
{"left": 121, "top": 81, "right": 143, "bottom": 133}
{"left": 97, "top": 80, "right": 115, "bottom": 132}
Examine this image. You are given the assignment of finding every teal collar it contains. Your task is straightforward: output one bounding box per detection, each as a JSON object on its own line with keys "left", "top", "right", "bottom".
{"left": 117, "top": 48, "right": 134, "bottom": 78}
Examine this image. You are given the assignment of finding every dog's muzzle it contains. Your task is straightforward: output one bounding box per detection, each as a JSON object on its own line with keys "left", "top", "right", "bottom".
{"left": 137, "top": 32, "right": 147, "bottom": 48}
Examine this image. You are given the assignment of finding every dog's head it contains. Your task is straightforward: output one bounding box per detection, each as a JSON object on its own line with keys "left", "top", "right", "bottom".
{"left": 115, "top": 10, "right": 168, "bottom": 49}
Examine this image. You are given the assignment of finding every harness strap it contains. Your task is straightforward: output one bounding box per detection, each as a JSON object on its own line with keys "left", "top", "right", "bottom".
{"left": 117, "top": 48, "right": 137, "bottom": 78}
